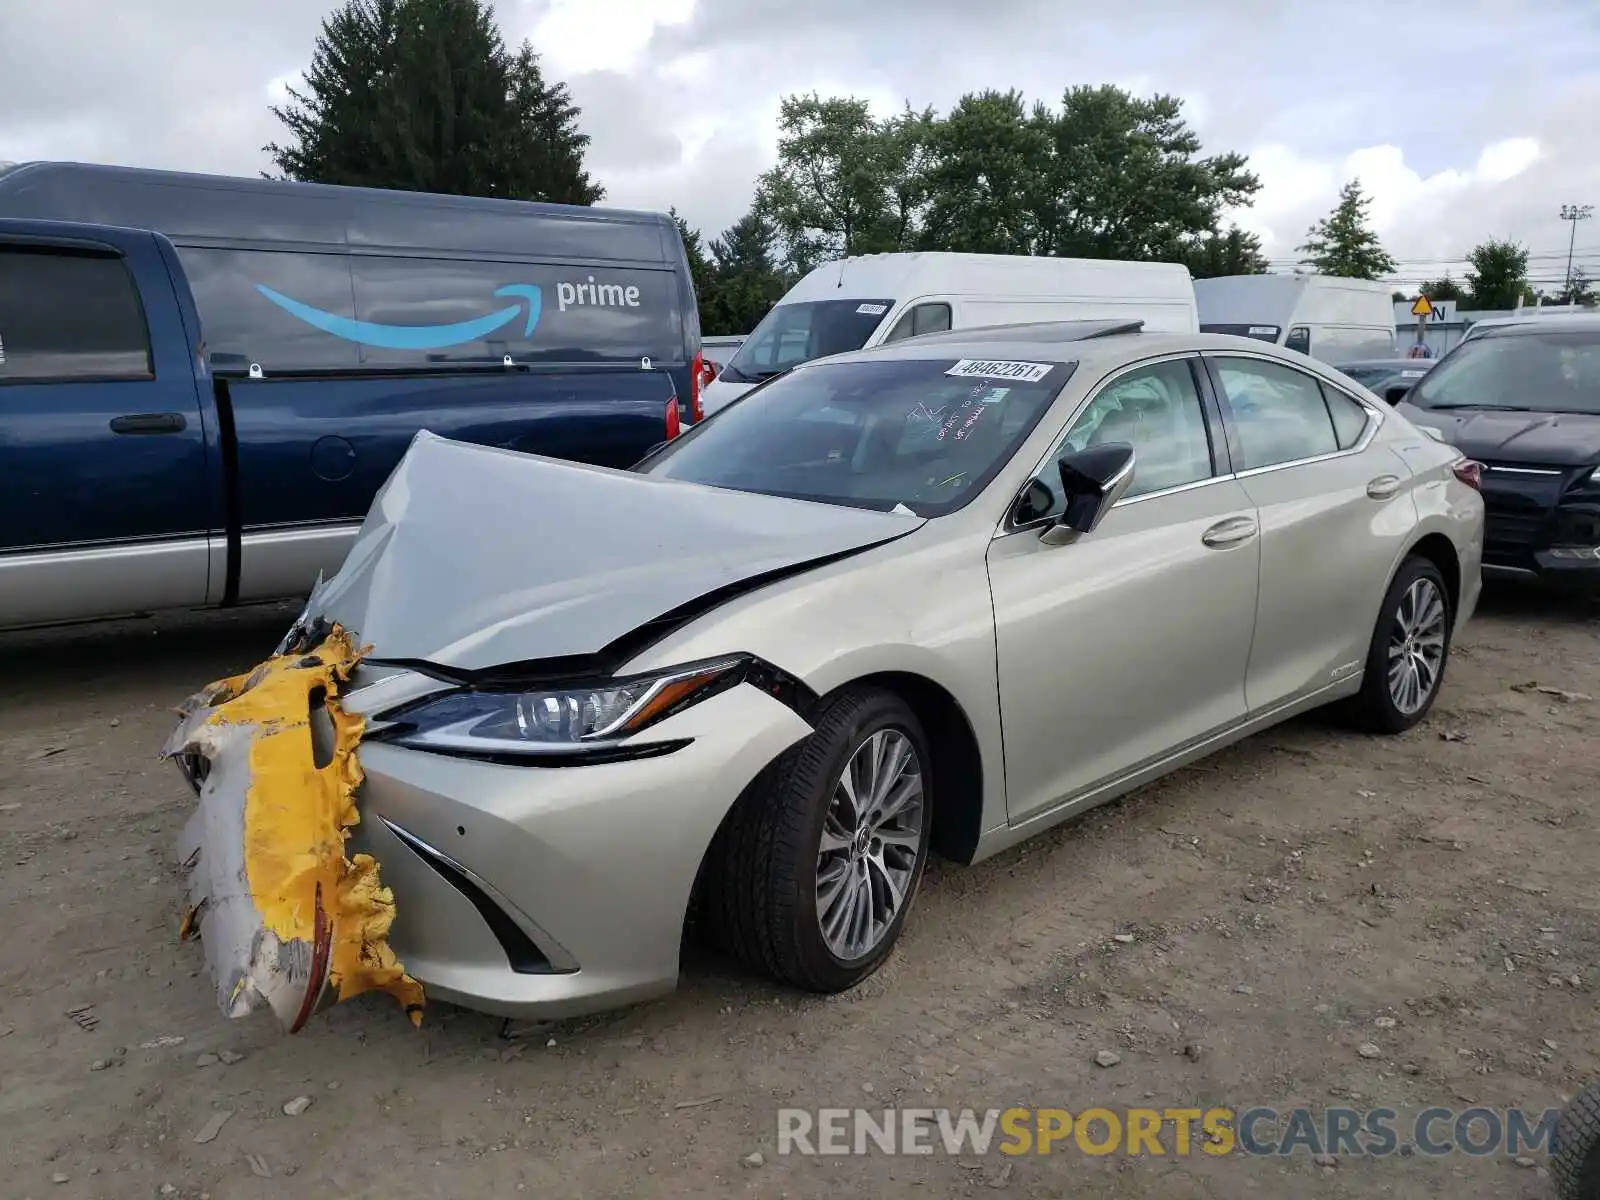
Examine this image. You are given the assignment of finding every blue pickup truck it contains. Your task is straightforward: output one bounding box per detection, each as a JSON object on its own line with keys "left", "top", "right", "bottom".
{"left": 0, "top": 163, "right": 706, "bottom": 630}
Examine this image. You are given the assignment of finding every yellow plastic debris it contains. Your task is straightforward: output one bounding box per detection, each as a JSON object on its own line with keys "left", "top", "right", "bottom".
{"left": 164, "top": 626, "right": 424, "bottom": 1032}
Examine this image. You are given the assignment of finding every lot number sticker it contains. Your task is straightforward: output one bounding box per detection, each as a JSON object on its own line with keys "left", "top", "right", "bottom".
{"left": 856, "top": 303, "right": 889, "bottom": 315}
{"left": 946, "top": 359, "right": 1054, "bottom": 383}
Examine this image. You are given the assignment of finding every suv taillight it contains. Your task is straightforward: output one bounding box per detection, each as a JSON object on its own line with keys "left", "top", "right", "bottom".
{"left": 1452, "top": 459, "right": 1483, "bottom": 490}
{"left": 665, "top": 396, "right": 682, "bottom": 441}
{"left": 688, "top": 351, "right": 707, "bottom": 423}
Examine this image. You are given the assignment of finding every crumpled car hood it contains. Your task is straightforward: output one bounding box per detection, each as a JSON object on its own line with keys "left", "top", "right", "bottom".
{"left": 303, "top": 431, "right": 924, "bottom": 671}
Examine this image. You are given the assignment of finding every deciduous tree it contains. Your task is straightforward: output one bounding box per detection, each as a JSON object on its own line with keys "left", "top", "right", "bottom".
{"left": 1418, "top": 275, "right": 1466, "bottom": 302}
{"left": 1463, "top": 239, "right": 1531, "bottom": 310}
{"left": 1033, "top": 86, "right": 1261, "bottom": 262}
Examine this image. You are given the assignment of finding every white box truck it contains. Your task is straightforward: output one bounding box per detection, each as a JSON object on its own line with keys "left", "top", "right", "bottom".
{"left": 701, "top": 251, "right": 1199, "bottom": 415}
{"left": 1194, "top": 274, "right": 1397, "bottom": 363}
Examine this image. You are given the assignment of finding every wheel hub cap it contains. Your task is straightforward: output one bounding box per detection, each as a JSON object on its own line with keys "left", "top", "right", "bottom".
{"left": 815, "top": 729, "right": 925, "bottom": 961}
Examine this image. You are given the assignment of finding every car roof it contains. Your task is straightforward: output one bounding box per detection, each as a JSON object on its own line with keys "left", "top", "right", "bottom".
{"left": 1478, "top": 313, "right": 1600, "bottom": 336}
{"left": 1337, "top": 358, "right": 1431, "bottom": 368}
{"left": 814, "top": 324, "right": 1318, "bottom": 373}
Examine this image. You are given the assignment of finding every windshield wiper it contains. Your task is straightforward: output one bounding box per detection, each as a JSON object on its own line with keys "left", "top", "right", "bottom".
{"left": 1426, "top": 403, "right": 1539, "bottom": 412}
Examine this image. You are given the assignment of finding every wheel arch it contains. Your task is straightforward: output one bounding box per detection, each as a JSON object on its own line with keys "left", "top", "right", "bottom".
{"left": 1398, "top": 530, "right": 1461, "bottom": 623}
{"left": 685, "top": 668, "right": 988, "bottom": 948}
{"left": 841, "top": 670, "right": 986, "bottom": 866}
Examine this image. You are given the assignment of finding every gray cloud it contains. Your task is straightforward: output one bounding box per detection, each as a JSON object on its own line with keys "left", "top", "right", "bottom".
{"left": 565, "top": 70, "right": 683, "bottom": 172}
{"left": 1, "top": 0, "right": 1596, "bottom": 287}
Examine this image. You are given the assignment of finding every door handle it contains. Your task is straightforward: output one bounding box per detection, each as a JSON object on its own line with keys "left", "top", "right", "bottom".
{"left": 1366, "top": 474, "right": 1402, "bottom": 500}
{"left": 1201, "top": 516, "right": 1258, "bottom": 547}
{"left": 110, "top": 413, "right": 187, "bottom": 435}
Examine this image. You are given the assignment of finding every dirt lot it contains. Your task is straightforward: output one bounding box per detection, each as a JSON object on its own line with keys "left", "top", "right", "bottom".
{"left": 2, "top": 589, "right": 1598, "bottom": 1199}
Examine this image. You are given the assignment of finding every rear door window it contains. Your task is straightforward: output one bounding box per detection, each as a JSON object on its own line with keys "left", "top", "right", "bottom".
{"left": 1212, "top": 356, "right": 1340, "bottom": 469}
{"left": 0, "top": 245, "right": 153, "bottom": 382}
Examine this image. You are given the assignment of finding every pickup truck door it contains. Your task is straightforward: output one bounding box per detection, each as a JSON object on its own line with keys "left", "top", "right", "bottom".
{"left": 0, "top": 223, "right": 215, "bottom": 627}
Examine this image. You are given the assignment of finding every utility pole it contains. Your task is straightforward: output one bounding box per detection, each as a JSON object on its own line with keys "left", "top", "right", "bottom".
{"left": 1559, "top": 203, "right": 1593, "bottom": 302}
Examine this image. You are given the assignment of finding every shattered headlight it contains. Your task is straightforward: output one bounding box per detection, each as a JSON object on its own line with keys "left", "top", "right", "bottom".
{"left": 374, "top": 656, "right": 748, "bottom": 757}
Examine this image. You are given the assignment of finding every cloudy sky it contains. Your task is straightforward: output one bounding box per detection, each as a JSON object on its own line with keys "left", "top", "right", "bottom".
{"left": 2, "top": 0, "right": 1597, "bottom": 289}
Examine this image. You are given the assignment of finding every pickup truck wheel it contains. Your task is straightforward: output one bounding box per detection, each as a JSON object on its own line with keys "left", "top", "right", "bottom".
{"left": 704, "top": 685, "right": 932, "bottom": 993}
{"left": 1552, "top": 1081, "right": 1600, "bottom": 1200}
{"left": 1346, "top": 556, "right": 1452, "bottom": 734}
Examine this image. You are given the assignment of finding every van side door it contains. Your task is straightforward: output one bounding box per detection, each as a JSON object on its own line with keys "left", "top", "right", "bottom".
{"left": 0, "top": 224, "right": 213, "bottom": 627}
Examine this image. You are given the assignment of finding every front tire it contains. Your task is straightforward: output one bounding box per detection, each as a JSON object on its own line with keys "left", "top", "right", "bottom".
{"left": 705, "top": 685, "right": 933, "bottom": 993}
{"left": 1347, "top": 556, "right": 1452, "bottom": 734}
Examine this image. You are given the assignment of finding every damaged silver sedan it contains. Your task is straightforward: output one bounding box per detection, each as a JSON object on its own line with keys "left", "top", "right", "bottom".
{"left": 166, "top": 323, "right": 1485, "bottom": 1030}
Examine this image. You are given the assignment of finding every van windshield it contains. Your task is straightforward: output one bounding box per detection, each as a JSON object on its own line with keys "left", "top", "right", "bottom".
{"left": 1200, "top": 323, "right": 1282, "bottom": 343}
{"left": 719, "top": 299, "right": 893, "bottom": 383}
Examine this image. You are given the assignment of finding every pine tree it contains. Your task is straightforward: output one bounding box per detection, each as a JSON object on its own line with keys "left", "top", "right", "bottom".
{"left": 708, "top": 209, "right": 788, "bottom": 334}
{"left": 1180, "top": 227, "right": 1269, "bottom": 278}
{"left": 266, "top": 0, "right": 602, "bottom": 204}
{"left": 669, "top": 208, "right": 716, "bottom": 326}
{"left": 1296, "top": 180, "right": 1397, "bottom": 279}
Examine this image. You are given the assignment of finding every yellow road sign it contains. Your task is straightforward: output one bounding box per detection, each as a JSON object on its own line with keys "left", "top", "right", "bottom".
{"left": 1410, "top": 295, "right": 1434, "bottom": 317}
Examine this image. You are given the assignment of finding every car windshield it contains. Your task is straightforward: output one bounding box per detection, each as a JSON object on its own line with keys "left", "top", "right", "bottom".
{"left": 640, "top": 356, "right": 1075, "bottom": 516}
{"left": 1407, "top": 329, "right": 1600, "bottom": 414}
{"left": 719, "top": 299, "right": 894, "bottom": 382}
{"left": 1200, "top": 323, "right": 1282, "bottom": 343}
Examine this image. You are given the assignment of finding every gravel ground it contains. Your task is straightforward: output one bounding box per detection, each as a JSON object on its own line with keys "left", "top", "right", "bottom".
{"left": 2, "top": 588, "right": 1597, "bottom": 1199}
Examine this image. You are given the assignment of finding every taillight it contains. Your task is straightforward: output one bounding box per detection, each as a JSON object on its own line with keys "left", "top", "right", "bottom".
{"left": 1452, "top": 459, "right": 1483, "bottom": 490}
{"left": 665, "top": 396, "right": 682, "bottom": 441}
{"left": 688, "top": 351, "right": 706, "bottom": 423}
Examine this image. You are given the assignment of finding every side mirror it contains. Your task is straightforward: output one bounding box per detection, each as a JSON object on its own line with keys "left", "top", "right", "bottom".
{"left": 1384, "top": 385, "right": 1410, "bottom": 406}
{"left": 1045, "top": 443, "right": 1136, "bottom": 542}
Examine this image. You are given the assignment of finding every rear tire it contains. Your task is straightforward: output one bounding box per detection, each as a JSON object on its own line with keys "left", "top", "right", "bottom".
{"left": 703, "top": 685, "right": 932, "bottom": 993}
{"left": 1553, "top": 1082, "right": 1600, "bottom": 1200}
{"left": 1346, "top": 556, "right": 1452, "bottom": 734}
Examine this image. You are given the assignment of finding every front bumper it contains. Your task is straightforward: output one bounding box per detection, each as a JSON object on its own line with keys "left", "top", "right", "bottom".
{"left": 1484, "top": 553, "right": 1600, "bottom": 592}
{"left": 1481, "top": 489, "right": 1600, "bottom": 593}
{"left": 345, "top": 682, "right": 812, "bottom": 1020}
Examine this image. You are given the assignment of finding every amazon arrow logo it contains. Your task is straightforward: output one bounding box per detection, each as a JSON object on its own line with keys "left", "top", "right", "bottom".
{"left": 255, "top": 283, "right": 542, "bottom": 351}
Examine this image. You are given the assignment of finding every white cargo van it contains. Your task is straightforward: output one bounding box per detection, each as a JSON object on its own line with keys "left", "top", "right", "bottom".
{"left": 1194, "top": 274, "right": 1396, "bottom": 363}
{"left": 701, "top": 252, "right": 1198, "bottom": 415}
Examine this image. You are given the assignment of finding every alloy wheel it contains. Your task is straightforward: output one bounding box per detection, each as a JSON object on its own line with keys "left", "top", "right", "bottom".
{"left": 1387, "top": 577, "right": 1447, "bottom": 716}
{"left": 815, "top": 729, "right": 925, "bottom": 961}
